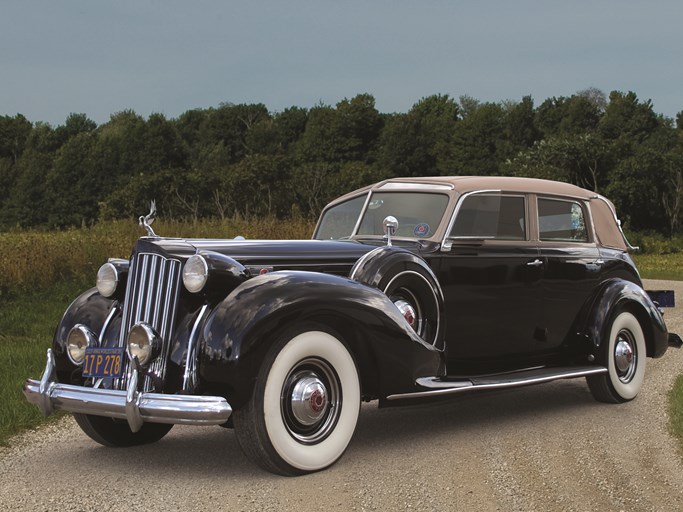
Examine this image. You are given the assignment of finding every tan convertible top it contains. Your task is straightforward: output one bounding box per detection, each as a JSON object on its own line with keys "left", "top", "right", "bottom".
{"left": 383, "top": 176, "right": 596, "bottom": 199}
{"left": 325, "top": 176, "right": 628, "bottom": 250}
{"left": 330, "top": 176, "right": 597, "bottom": 204}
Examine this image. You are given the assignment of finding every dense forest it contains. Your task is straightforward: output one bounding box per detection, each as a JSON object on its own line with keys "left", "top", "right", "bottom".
{"left": 1, "top": 89, "right": 682, "bottom": 234}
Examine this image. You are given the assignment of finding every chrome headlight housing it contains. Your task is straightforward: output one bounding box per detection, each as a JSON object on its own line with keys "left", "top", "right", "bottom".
{"left": 127, "top": 323, "right": 160, "bottom": 366}
{"left": 67, "top": 324, "right": 98, "bottom": 365}
{"left": 183, "top": 254, "right": 209, "bottom": 293}
{"left": 96, "top": 263, "right": 119, "bottom": 297}
{"left": 96, "top": 259, "right": 128, "bottom": 297}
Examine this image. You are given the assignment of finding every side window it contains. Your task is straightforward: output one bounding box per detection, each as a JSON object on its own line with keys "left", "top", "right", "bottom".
{"left": 450, "top": 194, "right": 526, "bottom": 240}
{"left": 538, "top": 198, "right": 588, "bottom": 242}
{"left": 315, "top": 195, "right": 366, "bottom": 240}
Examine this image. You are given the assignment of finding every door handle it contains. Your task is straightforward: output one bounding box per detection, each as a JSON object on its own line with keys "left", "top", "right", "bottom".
{"left": 526, "top": 259, "right": 544, "bottom": 267}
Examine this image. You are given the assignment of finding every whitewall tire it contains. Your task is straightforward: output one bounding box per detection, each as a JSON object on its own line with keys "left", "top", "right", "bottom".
{"left": 234, "top": 328, "right": 360, "bottom": 475}
{"left": 587, "top": 311, "right": 646, "bottom": 403}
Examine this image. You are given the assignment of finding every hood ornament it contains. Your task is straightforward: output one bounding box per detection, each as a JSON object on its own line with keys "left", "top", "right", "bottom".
{"left": 139, "top": 201, "right": 158, "bottom": 237}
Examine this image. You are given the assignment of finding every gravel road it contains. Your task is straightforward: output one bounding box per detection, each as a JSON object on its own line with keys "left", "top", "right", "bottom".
{"left": 2, "top": 279, "right": 683, "bottom": 512}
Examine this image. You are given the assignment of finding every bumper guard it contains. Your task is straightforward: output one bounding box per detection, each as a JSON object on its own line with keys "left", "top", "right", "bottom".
{"left": 23, "top": 349, "right": 232, "bottom": 432}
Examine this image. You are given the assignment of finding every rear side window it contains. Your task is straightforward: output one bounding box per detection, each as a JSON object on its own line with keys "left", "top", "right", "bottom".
{"left": 450, "top": 194, "right": 526, "bottom": 240}
{"left": 538, "top": 198, "right": 588, "bottom": 242}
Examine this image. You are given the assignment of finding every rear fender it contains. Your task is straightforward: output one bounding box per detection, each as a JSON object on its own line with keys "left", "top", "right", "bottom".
{"left": 199, "top": 271, "right": 443, "bottom": 408}
{"left": 580, "top": 279, "right": 669, "bottom": 359}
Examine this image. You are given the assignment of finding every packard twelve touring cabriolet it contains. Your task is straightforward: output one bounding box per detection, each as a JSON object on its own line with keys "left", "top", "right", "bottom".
{"left": 24, "top": 176, "right": 681, "bottom": 475}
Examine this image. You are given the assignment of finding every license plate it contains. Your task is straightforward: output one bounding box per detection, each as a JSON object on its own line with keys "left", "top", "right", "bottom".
{"left": 82, "top": 347, "right": 126, "bottom": 378}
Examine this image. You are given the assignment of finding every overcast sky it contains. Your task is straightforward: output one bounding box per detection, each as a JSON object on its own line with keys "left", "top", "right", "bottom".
{"left": 2, "top": 1, "right": 682, "bottom": 126}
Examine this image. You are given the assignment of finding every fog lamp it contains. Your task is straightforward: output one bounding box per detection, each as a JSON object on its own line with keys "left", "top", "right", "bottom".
{"left": 127, "top": 323, "right": 160, "bottom": 366}
{"left": 67, "top": 324, "right": 98, "bottom": 365}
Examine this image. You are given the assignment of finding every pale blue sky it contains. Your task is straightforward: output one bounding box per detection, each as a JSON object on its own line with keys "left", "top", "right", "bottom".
{"left": 2, "top": 1, "right": 682, "bottom": 125}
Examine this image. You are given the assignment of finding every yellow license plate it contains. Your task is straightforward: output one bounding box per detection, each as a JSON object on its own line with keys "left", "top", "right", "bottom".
{"left": 82, "top": 347, "right": 125, "bottom": 378}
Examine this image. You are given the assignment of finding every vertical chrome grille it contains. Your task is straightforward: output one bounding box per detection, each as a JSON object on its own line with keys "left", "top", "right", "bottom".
{"left": 117, "top": 252, "right": 182, "bottom": 391}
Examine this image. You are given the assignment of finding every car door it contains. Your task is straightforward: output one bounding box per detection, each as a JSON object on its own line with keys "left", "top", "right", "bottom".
{"left": 535, "top": 195, "right": 602, "bottom": 350}
{"left": 437, "top": 192, "right": 544, "bottom": 373}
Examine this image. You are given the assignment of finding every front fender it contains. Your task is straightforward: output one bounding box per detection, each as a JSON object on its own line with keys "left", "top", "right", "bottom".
{"left": 199, "top": 271, "right": 443, "bottom": 408}
{"left": 52, "top": 288, "right": 119, "bottom": 378}
{"left": 580, "top": 278, "right": 669, "bottom": 358}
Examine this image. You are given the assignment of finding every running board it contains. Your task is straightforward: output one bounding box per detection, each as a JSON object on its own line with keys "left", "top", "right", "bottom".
{"left": 386, "top": 366, "right": 608, "bottom": 401}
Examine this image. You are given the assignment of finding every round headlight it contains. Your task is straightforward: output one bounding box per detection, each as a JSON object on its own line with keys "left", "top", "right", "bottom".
{"left": 127, "top": 323, "right": 160, "bottom": 366}
{"left": 67, "top": 324, "right": 97, "bottom": 365}
{"left": 96, "top": 263, "right": 119, "bottom": 297}
{"left": 183, "top": 254, "right": 209, "bottom": 293}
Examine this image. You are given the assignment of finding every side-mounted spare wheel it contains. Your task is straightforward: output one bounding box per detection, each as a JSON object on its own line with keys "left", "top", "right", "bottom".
{"left": 350, "top": 246, "right": 444, "bottom": 349}
{"left": 587, "top": 310, "right": 647, "bottom": 403}
{"left": 233, "top": 326, "right": 361, "bottom": 476}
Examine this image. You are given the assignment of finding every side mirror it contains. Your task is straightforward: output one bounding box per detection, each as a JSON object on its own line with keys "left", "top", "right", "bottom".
{"left": 383, "top": 216, "right": 398, "bottom": 246}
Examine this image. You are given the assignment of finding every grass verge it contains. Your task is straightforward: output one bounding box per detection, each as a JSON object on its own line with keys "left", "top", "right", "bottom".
{"left": 670, "top": 375, "right": 683, "bottom": 453}
{"left": 633, "top": 253, "right": 683, "bottom": 281}
{"left": 0, "top": 278, "right": 89, "bottom": 445}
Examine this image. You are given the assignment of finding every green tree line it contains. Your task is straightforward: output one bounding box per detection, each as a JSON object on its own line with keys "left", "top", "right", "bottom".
{"left": 1, "top": 89, "right": 682, "bottom": 233}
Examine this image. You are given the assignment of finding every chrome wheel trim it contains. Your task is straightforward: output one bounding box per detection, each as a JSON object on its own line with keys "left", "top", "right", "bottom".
{"left": 281, "top": 358, "right": 341, "bottom": 445}
{"left": 614, "top": 330, "right": 637, "bottom": 383}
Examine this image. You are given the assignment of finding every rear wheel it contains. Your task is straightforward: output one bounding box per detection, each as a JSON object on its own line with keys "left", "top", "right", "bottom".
{"left": 587, "top": 311, "right": 646, "bottom": 403}
{"left": 73, "top": 413, "right": 173, "bottom": 447}
{"left": 234, "top": 327, "right": 360, "bottom": 476}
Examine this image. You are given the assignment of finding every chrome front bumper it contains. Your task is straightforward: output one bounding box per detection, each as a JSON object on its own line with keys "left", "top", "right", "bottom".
{"left": 23, "top": 349, "right": 232, "bottom": 432}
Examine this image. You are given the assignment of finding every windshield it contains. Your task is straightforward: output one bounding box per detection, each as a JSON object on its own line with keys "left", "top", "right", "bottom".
{"left": 315, "top": 191, "right": 449, "bottom": 240}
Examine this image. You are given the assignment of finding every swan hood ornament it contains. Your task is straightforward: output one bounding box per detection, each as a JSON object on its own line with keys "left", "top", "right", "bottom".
{"left": 139, "top": 200, "right": 158, "bottom": 237}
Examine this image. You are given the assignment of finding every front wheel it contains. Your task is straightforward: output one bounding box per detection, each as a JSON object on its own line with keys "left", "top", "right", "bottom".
{"left": 234, "top": 328, "right": 361, "bottom": 475}
{"left": 587, "top": 311, "right": 646, "bottom": 403}
{"left": 73, "top": 413, "right": 173, "bottom": 447}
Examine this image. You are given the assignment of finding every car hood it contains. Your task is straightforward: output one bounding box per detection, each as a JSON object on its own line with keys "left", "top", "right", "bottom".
{"left": 132, "top": 237, "right": 378, "bottom": 276}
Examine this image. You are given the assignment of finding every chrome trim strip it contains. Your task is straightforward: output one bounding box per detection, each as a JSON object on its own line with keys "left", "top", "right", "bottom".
{"left": 183, "top": 304, "right": 209, "bottom": 392}
{"left": 24, "top": 349, "right": 232, "bottom": 429}
{"left": 99, "top": 305, "right": 119, "bottom": 343}
{"left": 440, "top": 189, "right": 500, "bottom": 252}
{"left": 378, "top": 182, "right": 454, "bottom": 191}
{"left": 386, "top": 366, "right": 608, "bottom": 400}
{"left": 351, "top": 190, "right": 373, "bottom": 237}
{"left": 117, "top": 252, "right": 182, "bottom": 392}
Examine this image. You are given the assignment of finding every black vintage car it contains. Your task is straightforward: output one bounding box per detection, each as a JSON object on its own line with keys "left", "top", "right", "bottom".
{"left": 25, "top": 176, "right": 681, "bottom": 475}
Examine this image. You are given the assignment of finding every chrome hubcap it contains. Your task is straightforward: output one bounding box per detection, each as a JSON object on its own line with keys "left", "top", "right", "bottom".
{"left": 394, "top": 299, "right": 417, "bottom": 329}
{"left": 290, "top": 372, "right": 328, "bottom": 426}
{"left": 391, "top": 288, "right": 423, "bottom": 336}
{"left": 614, "top": 331, "right": 637, "bottom": 383}
{"left": 281, "top": 358, "right": 341, "bottom": 444}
